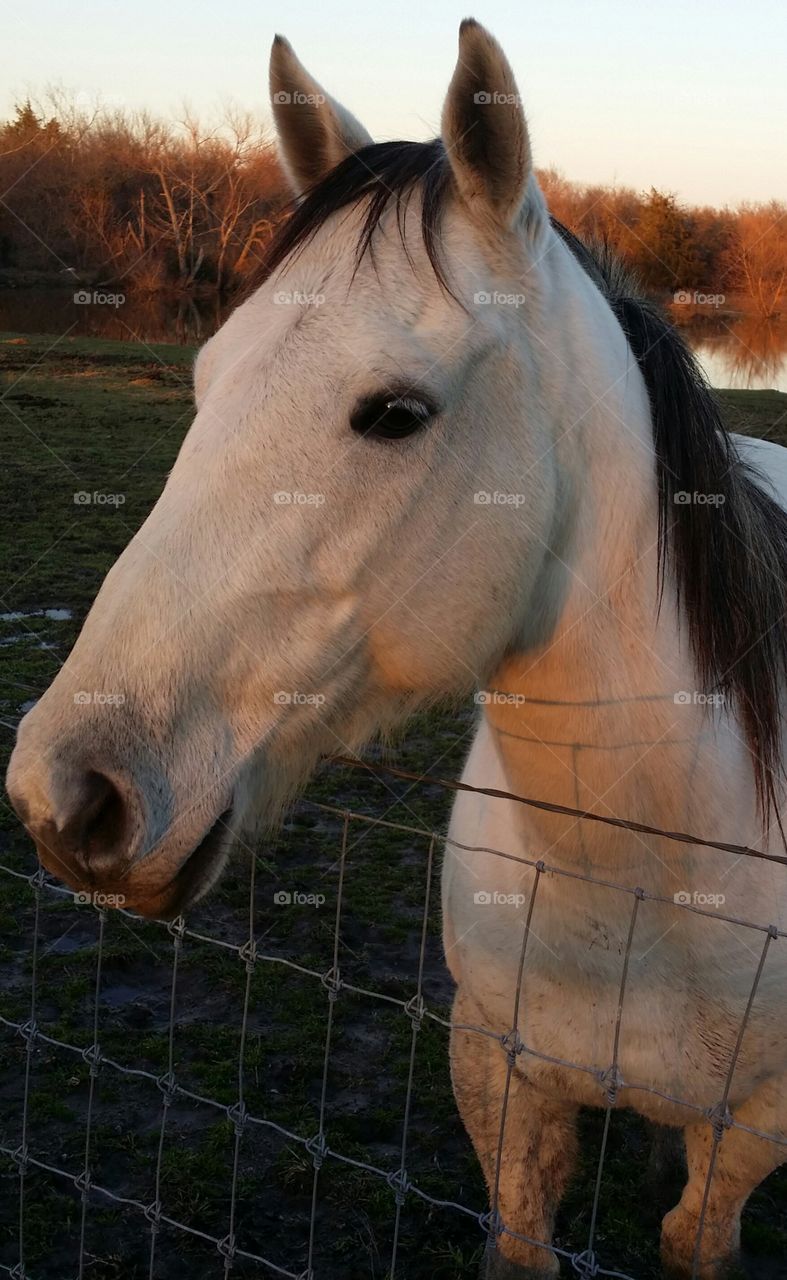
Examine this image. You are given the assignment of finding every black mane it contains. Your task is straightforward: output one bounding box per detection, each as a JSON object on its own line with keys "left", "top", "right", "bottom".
{"left": 258, "top": 140, "right": 787, "bottom": 818}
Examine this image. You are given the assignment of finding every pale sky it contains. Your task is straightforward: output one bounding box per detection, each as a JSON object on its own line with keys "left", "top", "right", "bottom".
{"left": 5, "top": 0, "right": 786, "bottom": 206}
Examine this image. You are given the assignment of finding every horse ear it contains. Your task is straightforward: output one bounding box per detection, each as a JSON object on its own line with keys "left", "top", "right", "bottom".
{"left": 270, "top": 35, "right": 373, "bottom": 195}
{"left": 441, "top": 20, "right": 533, "bottom": 229}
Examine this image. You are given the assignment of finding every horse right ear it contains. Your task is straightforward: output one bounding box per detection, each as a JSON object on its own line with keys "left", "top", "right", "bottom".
{"left": 269, "top": 36, "right": 373, "bottom": 196}
{"left": 441, "top": 20, "right": 535, "bottom": 232}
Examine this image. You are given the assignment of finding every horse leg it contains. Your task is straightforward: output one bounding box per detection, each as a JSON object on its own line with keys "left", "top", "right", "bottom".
{"left": 451, "top": 987, "right": 578, "bottom": 1279}
{"left": 661, "top": 1082, "right": 786, "bottom": 1278}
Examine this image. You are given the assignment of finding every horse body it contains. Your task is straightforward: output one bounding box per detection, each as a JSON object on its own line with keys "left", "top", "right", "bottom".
{"left": 7, "top": 19, "right": 787, "bottom": 1279}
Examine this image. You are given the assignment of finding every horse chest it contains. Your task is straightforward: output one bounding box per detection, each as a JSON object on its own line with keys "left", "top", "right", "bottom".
{"left": 443, "top": 744, "right": 782, "bottom": 1113}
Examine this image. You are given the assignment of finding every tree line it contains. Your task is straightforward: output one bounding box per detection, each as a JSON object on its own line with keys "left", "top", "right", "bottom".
{"left": 1, "top": 100, "right": 785, "bottom": 316}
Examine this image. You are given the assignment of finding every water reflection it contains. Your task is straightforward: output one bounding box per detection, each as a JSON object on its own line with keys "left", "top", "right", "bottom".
{"left": 676, "top": 314, "right": 787, "bottom": 392}
{"left": 1, "top": 289, "right": 786, "bottom": 392}
{"left": 0, "top": 288, "right": 231, "bottom": 347}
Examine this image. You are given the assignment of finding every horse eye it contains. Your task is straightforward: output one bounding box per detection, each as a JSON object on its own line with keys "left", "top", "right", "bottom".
{"left": 351, "top": 394, "right": 434, "bottom": 440}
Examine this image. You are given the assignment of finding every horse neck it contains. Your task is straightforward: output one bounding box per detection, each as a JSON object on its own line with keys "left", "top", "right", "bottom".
{"left": 482, "top": 267, "right": 722, "bottom": 856}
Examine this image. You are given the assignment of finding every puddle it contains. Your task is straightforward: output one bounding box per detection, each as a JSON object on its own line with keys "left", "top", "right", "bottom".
{"left": 0, "top": 608, "right": 72, "bottom": 622}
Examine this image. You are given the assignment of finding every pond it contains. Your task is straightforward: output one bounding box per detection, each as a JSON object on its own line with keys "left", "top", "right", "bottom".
{"left": 1, "top": 289, "right": 786, "bottom": 392}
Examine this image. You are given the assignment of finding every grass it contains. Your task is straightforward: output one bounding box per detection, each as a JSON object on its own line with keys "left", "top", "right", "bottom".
{"left": 1, "top": 331, "right": 787, "bottom": 1279}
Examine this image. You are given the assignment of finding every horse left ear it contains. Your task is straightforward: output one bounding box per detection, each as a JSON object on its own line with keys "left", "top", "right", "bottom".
{"left": 269, "top": 35, "right": 373, "bottom": 196}
{"left": 441, "top": 20, "right": 534, "bottom": 230}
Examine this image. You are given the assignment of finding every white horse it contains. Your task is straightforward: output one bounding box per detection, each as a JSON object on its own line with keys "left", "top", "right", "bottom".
{"left": 7, "top": 21, "right": 787, "bottom": 1279}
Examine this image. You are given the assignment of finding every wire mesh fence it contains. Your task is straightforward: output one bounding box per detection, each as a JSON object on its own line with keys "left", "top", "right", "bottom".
{"left": 1, "top": 753, "right": 785, "bottom": 1280}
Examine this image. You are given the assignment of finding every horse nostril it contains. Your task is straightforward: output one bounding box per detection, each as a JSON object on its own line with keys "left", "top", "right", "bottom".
{"left": 60, "top": 770, "right": 129, "bottom": 867}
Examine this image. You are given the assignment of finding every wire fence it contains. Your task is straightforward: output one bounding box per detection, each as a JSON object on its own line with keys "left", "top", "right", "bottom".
{"left": 1, "top": 751, "right": 785, "bottom": 1280}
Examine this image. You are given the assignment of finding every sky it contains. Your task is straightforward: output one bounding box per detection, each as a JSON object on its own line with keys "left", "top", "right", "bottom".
{"left": 5, "top": 0, "right": 786, "bottom": 206}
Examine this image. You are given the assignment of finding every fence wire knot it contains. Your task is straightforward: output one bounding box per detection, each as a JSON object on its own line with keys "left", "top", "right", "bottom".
{"left": 306, "top": 1132, "right": 328, "bottom": 1169}
{"left": 17, "top": 1018, "right": 38, "bottom": 1049}
{"left": 239, "top": 938, "right": 257, "bottom": 972}
{"left": 75, "top": 1169, "right": 92, "bottom": 1198}
{"left": 167, "top": 914, "right": 186, "bottom": 940}
{"left": 320, "top": 965, "right": 342, "bottom": 1001}
{"left": 599, "top": 1065, "right": 623, "bottom": 1106}
{"left": 479, "top": 1210, "right": 502, "bottom": 1239}
{"left": 81, "top": 1041, "right": 102, "bottom": 1077}
{"left": 404, "top": 994, "right": 424, "bottom": 1029}
{"left": 571, "top": 1248, "right": 601, "bottom": 1278}
{"left": 10, "top": 1263, "right": 27, "bottom": 1280}
{"left": 27, "top": 866, "right": 47, "bottom": 892}
{"left": 156, "top": 1071, "right": 177, "bottom": 1105}
{"left": 386, "top": 1167, "right": 409, "bottom": 1206}
{"left": 502, "top": 1028, "right": 524, "bottom": 1066}
{"left": 217, "top": 1233, "right": 236, "bottom": 1262}
{"left": 143, "top": 1199, "right": 162, "bottom": 1228}
{"left": 11, "top": 1143, "right": 28, "bottom": 1174}
{"left": 227, "top": 1100, "right": 247, "bottom": 1136}
{"left": 706, "top": 1100, "right": 733, "bottom": 1141}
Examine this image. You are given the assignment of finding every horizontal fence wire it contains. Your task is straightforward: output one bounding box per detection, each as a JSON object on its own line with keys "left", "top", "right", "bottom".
{"left": 0, "top": 746, "right": 785, "bottom": 1280}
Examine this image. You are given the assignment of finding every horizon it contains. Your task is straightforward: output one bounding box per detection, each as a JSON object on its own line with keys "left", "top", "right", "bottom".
{"left": 4, "top": 0, "right": 787, "bottom": 207}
